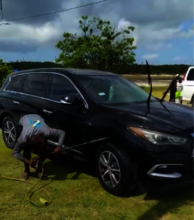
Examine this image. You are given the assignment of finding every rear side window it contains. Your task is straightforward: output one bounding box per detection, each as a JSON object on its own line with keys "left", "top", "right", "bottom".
{"left": 5, "top": 74, "right": 27, "bottom": 92}
{"left": 187, "top": 68, "right": 194, "bottom": 81}
{"left": 22, "top": 73, "right": 50, "bottom": 97}
{"left": 49, "top": 74, "right": 78, "bottom": 101}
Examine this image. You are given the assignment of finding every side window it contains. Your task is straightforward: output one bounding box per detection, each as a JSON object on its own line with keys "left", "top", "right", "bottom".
{"left": 49, "top": 74, "right": 78, "bottom": 101}
{"left": 5, "top": 74, "right": 27, "bottom": 92}
{"left": 187, "top": 69, "right": 194, "bottom": 81}
{"left": 22, "top": 73, "right": 50, "bottom": 97}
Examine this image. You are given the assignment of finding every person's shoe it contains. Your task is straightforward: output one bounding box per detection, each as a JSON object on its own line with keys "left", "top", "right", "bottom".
{"left": 37, "top": 172, "right": 48, "bottom": 179}
{"left": 21, "top": 172, "right": 30, "bottom": 181}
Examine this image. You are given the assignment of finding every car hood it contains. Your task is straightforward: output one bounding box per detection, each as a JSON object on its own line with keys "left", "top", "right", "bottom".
{"left": 105, "top": 101, "right": 194, "bottom": 135}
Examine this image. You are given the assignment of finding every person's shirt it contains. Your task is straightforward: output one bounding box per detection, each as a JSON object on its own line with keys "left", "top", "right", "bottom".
{"left": 12, "top": 114, "right": 65, "bottom": 162}
{"left": 169, "top": 77, "right": 177, "bottom": 92}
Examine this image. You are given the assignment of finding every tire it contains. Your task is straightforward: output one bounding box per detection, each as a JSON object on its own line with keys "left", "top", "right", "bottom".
{"left": 2, "top": 116, "right": 18, "bottom": 149}
{"left": 192, "top": 97, "right": 194, "bottom": 107}
{"left": 96, "top": 142, "right": 137, "bottom": 196}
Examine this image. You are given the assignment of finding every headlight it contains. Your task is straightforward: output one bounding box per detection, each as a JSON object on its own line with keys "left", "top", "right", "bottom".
{"left": 128, "top": 126, "right": 187, "bottom": 146}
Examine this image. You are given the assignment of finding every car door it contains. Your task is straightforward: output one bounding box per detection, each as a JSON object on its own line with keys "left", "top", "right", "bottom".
{"left": 20, "top": 72, "right": 51, "bottom": 120}
{"left": 41, "top": 73, "right": 90, "bottom": 149}
{"left": 182, "top": 68, "right": 194, "bottom": 100}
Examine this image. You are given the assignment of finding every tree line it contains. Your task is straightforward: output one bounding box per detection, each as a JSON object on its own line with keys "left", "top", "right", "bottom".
{"left": 5, "top": 61, "right": 189, "bottom": 75}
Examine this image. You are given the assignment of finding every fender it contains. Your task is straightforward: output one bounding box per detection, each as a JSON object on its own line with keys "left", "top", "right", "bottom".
{"left": 0, "top": 110, "right": 17, "bottom": 127}
{"left": 190, "top": 94, "right": 194, "bottom": 104}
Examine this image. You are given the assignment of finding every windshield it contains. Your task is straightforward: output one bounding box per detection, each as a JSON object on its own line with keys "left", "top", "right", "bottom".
{"left": 77, "top": 75, "right": 156, "bottom": 104}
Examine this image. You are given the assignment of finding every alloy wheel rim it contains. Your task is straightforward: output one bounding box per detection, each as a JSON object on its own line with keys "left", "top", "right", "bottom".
{"left": 3, "top": 121, "right": 16, "bottom": 145}
{"left": 99, "top": 151, "right": 121, "bottom": 188}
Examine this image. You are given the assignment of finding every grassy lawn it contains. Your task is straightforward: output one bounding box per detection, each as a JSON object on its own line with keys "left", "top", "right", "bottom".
{"left": 0, "top": 88, "right": 193, "bottom": 220}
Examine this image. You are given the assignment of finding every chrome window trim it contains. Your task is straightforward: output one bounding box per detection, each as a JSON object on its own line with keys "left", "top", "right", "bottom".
{"left": 3, "top": 71, "right": 89, "bottom": 109}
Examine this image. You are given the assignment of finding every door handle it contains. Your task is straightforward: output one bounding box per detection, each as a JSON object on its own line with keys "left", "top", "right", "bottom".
{"left": 13, "top": 101, "right": 20, "bottom": 105}
{"left": 43, "top": 109, "right": 52, "bottom": 114}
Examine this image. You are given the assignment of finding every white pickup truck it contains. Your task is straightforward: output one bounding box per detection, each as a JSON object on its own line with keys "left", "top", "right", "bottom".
{"left": 182, "top": 66, "right": 194, "bottom": 106}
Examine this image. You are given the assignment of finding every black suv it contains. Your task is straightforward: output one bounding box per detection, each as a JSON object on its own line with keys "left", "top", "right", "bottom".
{"left": 0, "top": 68, "right": 193, "bottom": 196}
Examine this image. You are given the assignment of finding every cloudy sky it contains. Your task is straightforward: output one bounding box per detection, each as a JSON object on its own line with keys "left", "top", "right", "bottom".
{"left": 0, "top": 0, "right": 193, "bottom": 64}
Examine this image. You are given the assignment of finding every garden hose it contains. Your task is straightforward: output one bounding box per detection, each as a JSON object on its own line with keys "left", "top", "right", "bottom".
{"left": 0, "top": 159, "right": 52, "bottom": 207}
{"left": 0, "top": 138, "right": 109, "bottom": 207}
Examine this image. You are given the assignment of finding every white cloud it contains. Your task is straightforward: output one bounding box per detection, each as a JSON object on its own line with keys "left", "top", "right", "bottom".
{"left": 0, "top": 0, "right": 193, "bottom": 54}
{"left": 179, "top": 26, "right": 194, "bottom": 38}
{"left": 172, "top": 56, "right": 185, "bottom": 61}
{"left": 142, "top": 54, "right": 158, "bottom": 60}
{"left": 147, "top": 42, "right": 172, "bottom": 51}
{"left": 0, "top": 22, "right": 58, "bottom": 43}
{"left": 118, "top": 18, "right": 194, "bottom": 47}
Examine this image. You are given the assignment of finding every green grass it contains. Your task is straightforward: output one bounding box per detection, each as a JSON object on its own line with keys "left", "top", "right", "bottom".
{"left": 0, "top": 89, "right": 193, "bottom": 220}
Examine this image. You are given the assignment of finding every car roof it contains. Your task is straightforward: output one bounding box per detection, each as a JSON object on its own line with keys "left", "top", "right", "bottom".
{"left": 9, "top": 68, "right": 118, "bottom": 77}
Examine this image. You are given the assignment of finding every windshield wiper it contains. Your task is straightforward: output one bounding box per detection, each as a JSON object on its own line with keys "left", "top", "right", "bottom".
{"left": 146, "top": 60, "right": 152, "bottom": 115}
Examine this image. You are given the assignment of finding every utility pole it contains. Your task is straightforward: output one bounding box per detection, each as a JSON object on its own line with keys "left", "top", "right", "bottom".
{"left": 0, "top": 0, "right": 3, "bottom": 21}
{"left": 0, "top": 0, "right": 10, "bottom": 26}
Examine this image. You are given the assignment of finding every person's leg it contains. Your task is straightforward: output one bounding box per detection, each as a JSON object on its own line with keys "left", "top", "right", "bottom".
{"left": 169, "top": 90, "right": 173, "bottom": 102}
{"left": 22, "top": 144, "right": 31, "bottom": 180}
{"left": 171, "top": 89, "right": 175, "bottom": 102}
{"left": 27, "top": 135, "right": 47, "bottom": 178}
{"left": 180, "top": 96, "right": 183, "bottom": 104}
{"left": 36, "top": 140, "right": 47, "bottom": 173}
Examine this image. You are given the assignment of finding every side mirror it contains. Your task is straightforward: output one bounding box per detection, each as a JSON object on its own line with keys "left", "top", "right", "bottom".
{"left": 60, "top": 94, "right": 83, "bottom": 106}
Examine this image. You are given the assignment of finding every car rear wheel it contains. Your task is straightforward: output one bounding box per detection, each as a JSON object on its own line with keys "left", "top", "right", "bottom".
{"left": 96, "top": 142, "right": 137, "bottom": 196}
{"left": 192, "top": 97, "right": 194, "bottom": 107}
{"left": 2, "top": 116, "right": 18, "bottom": 149}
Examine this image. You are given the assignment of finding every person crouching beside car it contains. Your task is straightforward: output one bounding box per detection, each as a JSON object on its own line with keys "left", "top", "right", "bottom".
{"left": 12, "top": 114, "right": 65, "bottom": 180}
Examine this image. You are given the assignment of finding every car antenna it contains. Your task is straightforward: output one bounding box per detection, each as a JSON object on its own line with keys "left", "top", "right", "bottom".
{"left": 160, "top": 61, "right": 188, "bottom": 102}
{"left": 145, "top": 60, "right": 152, "bottom": 114}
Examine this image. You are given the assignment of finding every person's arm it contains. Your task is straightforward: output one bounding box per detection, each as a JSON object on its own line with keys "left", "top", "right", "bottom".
{"left": 48, "top": 128, "right": 65, "bottom": 152}
{"left": 12, "top": 137, "right": 28, "bottom": 163}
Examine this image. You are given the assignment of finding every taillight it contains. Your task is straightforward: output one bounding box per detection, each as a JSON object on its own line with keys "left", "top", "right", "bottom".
{"left": 183, "top": 73, "right": 186, "bottom": 80}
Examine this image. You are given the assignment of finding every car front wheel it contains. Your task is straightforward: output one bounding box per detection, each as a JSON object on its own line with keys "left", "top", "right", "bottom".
{"left": 96, "top": 142, "right": 137, "bottom": 196}
{"left": 2, "top": 116, "right": 18, "bottom": 149}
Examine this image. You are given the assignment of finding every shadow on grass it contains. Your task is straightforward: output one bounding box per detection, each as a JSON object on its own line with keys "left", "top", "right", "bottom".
{"left": 41, "top": 154, "right": 146, "bottom": 198}
{"left": 40, "top": 154, "right": 97, "bottom": 182}
{"left": 31, "top": 151, "right": 193, "bottom": 211}
{"left": 137, "top": 184, "right": 193, "bottom": 220}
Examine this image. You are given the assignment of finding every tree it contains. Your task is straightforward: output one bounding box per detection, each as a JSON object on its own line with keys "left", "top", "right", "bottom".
{"left": 55, "top": 16, "right": 136, "bottom": 72}
{"left": 0, "top": 59, "right": 13, "bottom": 87}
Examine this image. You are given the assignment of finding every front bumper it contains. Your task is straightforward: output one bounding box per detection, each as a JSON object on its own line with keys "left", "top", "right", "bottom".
{"left": 147, "top": 164, "right": 184, "bottom": 179}
{"left": 140, "top": 158, "right": 194, "bottom": 193}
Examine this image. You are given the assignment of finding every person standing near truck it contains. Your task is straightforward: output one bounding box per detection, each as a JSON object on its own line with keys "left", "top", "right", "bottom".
{"left": 175, "top": 77, "right": 183, "bottom": 104}
{"left": 163, "top": 74, "right": 180, "bottom": 102}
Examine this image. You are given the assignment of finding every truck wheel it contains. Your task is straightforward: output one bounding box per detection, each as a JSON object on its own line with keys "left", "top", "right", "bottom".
{"left": 96, "top": 142, "right": 137, "bottom": 196}
{"left": 2, "top": 116, "right": 18, "bottom": 149}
